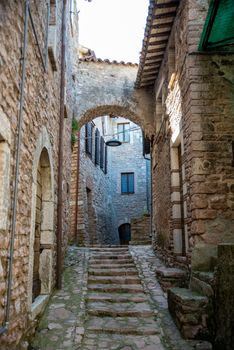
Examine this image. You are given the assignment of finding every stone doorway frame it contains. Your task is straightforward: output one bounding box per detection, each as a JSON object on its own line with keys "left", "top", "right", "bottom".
{"left": 27, "top": 127, "right": 55, "bottom": 319}
{"left": 170, "top": 130, "right": 188, "bottom": 256}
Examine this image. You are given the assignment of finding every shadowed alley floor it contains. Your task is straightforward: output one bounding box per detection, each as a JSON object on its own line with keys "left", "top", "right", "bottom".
{"left": 30, "top": 246, "right": 208, "bottom": 350}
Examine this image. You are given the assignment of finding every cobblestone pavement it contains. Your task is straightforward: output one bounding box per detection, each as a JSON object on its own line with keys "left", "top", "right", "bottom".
{"left": 30, "top": 246, "right": 209, "bottom": 350}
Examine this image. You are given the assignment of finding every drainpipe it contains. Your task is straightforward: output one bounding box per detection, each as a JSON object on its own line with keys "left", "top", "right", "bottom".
{"left": 56, "top": 0, "right": 67, "bottom": 290}
{"left": 0, "top": 0, "right": 29, "bottom": 335}
{"left": 74, "top": 131, "right": 80, "bottom": 244}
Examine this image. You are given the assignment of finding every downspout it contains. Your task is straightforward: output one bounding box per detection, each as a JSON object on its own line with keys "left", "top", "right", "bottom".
{"left": 0, "top": 0, "right": 29, "bottom": 335}
{"left": 74, "top": 131, "right": 80, "bottom": 244}
{"left": 56, "top": 0, "right": 67, "bottom": 289}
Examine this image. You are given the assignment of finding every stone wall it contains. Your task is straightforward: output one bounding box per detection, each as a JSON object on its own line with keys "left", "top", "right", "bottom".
{"left": 70, "top": 118, "right": 119, "bottom": 246}
{"left": 130, "top": 215, "right": 151, "bottom": 245}
{"left": 151, "top": 0, "right": 234, "bottom": 270}
{"left": 0, "top": 1, "right": 78, "bottom": 347}
{"left": 76, "top": 60, "right": 154, "bottom": 136}
{"left": 109, "top": 117, "right": 149, "bottom": 235}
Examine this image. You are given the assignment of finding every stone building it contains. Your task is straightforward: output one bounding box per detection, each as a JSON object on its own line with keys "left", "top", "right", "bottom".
{"left": 135, "top": 0, "right": 234, "bottom": 345}
{"left": 0, "top": 0, "right": 78, "bottom": 348}
{"left": 0, "top": 0, "right": 233, "bottom": 348}
{"left": 70, "top": 115, "right": 151, "bottom": 245}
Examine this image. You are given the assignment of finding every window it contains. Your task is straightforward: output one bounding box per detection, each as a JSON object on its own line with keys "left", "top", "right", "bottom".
{"left": 70, "top": 0, "right": 78, "bottom": 36}
{"left": 100, "top": 136, "right": 105, "bottom": 169}
{"left": 48, "top": 0, "right": 57, "bottom": 70}
{"left": 85, "top": 123, "right": 93, "bottom": 157}
{"left": 104, "top": 144, "right": 108, "bottom": 174}
{"left": 117, "top": 123, "right": 130, "bottom": 143}
{"left": 95, "top": 129, "right": 100, "bottom": 165}
{"left": 121, "top": 173, "right": 134, "bottom": 194}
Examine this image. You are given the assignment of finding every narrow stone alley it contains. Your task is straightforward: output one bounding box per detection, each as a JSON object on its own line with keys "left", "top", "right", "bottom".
{"left": 30, "top": 246, "right": 211, "bottom": 350}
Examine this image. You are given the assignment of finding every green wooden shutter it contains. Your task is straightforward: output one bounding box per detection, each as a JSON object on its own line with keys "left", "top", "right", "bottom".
{"left": 199, "top": 0, "right": 234, "bottom": 51}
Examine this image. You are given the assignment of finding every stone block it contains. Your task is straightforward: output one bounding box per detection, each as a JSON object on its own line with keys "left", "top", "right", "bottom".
{"left": 39, "top": 249, "right": 53, "bottom": 294}
{"left": 191, "top": 243, "right": 217, "bottom": 272}
{"left": 156, "top": 267, "right": 187, "bottom": 292}
{"left": 168, "top": 288, "right": 209, "bottom": 339}
{"left": 214, "top": 243, "right": 234, "bottom": 350}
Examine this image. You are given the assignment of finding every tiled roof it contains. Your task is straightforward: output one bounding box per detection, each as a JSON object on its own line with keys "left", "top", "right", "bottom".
{"left": 135, "top": 0, "right": 180, "bottom": 88}
{"left": 79, "top": 57, "right": 138, "bottom": 67}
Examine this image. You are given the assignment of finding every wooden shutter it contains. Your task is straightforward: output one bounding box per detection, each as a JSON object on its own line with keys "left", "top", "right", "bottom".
{"left": 117, "top": 124, "right": 123, "bottom": 142}
{"left": 85, "top": 123, "right": 93, "bottom": 156}
{"left": 121, "top": 174, "right": 128, "bottom": 193}
{"left": 121, "top": 173, "right": 134, "bottom": 193}
{"left": 124, "top": 123, "right": 130, "bottom": 142}
{"left": 100, "top": 136, "right": 104, "bottom": 169}
{"left": 104, "top": 144, "right": 108, "bottom": 174}
{"left": 199, "top": 0, "right": 234, "bottom": 51}
{"left": 128, "top": 173, "right": 134, "bottom": 193}
{"left": 95, "top": 129, "right": 100, "bottom": 165}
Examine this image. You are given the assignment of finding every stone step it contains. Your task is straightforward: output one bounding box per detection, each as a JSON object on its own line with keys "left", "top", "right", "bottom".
{"left": 89, "top": 263, "right": 136, "bottom": 269}
{"left": 90, "top": 245, "right": 128, "bottom": 248}
{"left": 168, "top": 287, "right": 209, "bottom": 339}
{"left": 89, "top": 258, "right": 133, "bottom": 265}
{"left": 87, "top": 301, "right": 154, "bottom": 317}
{"left": 86, "top": 316, "right": 160, "bottom": 335}
{"left": 88, "top": 268, "right": 138, "bottom": 276}
{"left": 88, "top": 283, "right": 144, "bottom": 293}
{"left": 82, "top": 333, "right": 164, "bottom": 349}
{"left": 90, "top": 247, "right": 129, "bottom": 252}
{"left": 88, "top": 276, "right": 141, "bottom": 285}
{"left": 86, "top": 292, "right": 148, "bottom": 303}
{"left": 130, "top": 241, "right": 152, "bottom": 245}
{"left": 90, "top": 255, "right": 132, "bottom": 260}
{"left": 156, "top": 267, "right": 188, "bottom": 292}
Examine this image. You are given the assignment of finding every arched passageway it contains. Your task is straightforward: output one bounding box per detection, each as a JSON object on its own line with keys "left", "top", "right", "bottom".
{"left": 70, "top": 110, "right": 151, "bottom": 246}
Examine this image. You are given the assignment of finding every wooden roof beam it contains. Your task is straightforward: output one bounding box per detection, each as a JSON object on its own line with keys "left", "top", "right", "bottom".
{"left": 155, "top": 1, "right": 179, "bottom": 9}
{"left": 154, "top": 11, "right": 177, "bottom": 20}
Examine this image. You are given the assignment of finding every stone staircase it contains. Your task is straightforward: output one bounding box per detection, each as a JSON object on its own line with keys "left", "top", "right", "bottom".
{"left": 82, "top": 246, "right": 166, "bottom": 349}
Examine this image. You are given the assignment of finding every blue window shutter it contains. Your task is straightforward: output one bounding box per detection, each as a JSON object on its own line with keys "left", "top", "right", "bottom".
{"left": 121, "top": 174, "right": 128, "bottom": 193}
{"left": 121, "top": 173, "right": 134, "bottom": 193}
{"left": 124, "top": 124, "right": 130, "bottom": 142}
{"left": 128, "top": 173, "right": 134, "bottom": 193}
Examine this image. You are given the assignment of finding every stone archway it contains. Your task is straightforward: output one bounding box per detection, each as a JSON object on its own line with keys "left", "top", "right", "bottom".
{"left": 28, "top": 127, "right": 54, "bottom": 317}
{"left": 77, "top": 105, "right": 145, "bottom": 131}
{"left": 76, "top": 60, "right": 155, "bottom": 136}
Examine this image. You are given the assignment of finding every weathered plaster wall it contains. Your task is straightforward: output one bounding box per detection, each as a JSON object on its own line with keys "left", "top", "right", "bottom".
{"left": 0, "top": 1, "right": 78, "bottom": 347}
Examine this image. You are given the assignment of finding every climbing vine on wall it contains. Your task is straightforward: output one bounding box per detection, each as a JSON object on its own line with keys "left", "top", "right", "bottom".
{"left": 71, "top": 117, "right": 79, "bottom": 147}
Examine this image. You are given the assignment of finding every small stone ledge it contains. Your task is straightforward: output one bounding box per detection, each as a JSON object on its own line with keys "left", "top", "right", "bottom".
{"left": 30, "top": 294, "right": 50, "bottom": 320}
{"left": 156, "top": 267, "right": 188, "bottom": 292}
{"left": 168, "top": 288, "right": 209, "bottom": 340}
{"left": 190, "top": 272, "right": 214, "bottom": 298}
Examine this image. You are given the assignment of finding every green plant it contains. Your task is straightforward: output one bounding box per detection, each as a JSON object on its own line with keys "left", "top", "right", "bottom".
{"left": 71, "top": 118, "right": 79, "bottom": 147}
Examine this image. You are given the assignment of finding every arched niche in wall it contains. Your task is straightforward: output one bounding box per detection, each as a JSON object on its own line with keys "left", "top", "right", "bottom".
{"left": 27, "top": 127, "right": 54, "bottom": 318}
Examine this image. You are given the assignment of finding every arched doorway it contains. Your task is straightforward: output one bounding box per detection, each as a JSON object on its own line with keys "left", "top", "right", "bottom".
{"left": 32, "top": 148, "right": 53, "bottom": 301}
{"left": 118, "top": 223, "right": 131, "bottom": 245}
{"left": 28, "top": 130, "right": 55, "bottom": 316}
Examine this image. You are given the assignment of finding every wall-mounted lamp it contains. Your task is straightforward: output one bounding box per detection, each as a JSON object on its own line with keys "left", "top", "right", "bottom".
{"left": 105, "top": 138, "right": 122, "bottom": 147}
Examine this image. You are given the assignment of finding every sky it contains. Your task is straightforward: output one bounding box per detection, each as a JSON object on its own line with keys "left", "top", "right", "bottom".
{"left": 77, "top": 0, "right": 149, "bottom": 63}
